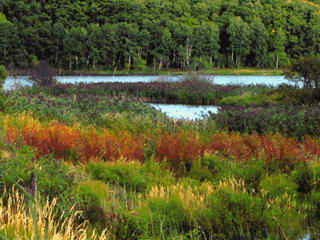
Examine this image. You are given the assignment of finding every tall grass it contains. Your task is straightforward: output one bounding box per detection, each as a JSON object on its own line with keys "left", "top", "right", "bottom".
{"left": 0, "top": 188, "right": 109, "bottom": 240}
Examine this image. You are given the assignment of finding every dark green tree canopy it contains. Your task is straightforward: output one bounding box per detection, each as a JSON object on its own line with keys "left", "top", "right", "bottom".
{"left": 0, "top": 0, "right": 320, "bottom": 70}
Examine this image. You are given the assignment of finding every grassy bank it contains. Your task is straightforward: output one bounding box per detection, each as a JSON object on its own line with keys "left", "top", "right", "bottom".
{"left": 60, "top": 68, "right": 284, "bottom": 76}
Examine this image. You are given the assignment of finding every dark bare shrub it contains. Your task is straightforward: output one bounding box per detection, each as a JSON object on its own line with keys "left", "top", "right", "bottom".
{"left": 29, "top": 61, "right": 57, "bottom": 86}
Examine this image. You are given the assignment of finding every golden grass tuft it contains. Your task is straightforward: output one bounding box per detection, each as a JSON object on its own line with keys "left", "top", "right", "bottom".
{"left": 0, "top": 189, "right": 110, "bottom": 240}
{"left": 147, "top": 181, "right": 215, "bottom": 211}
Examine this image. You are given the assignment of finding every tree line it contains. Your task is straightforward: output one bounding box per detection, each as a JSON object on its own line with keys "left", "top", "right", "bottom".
{"left": 0, "top": 0, "right": 319, "bottom": 71}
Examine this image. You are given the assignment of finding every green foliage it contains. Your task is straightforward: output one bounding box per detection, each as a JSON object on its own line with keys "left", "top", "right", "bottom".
{"left": 0, "top": 145, "right": 35, "bottom": 186}
{"left": 220, "top": 92, "right": 283, "bottom": 105}
{"left": 86, "top": 161, "right": 173, "bottom": 192}
{"left": 260, "top": 174, "right": 298, "bottom": 198}
{"left": 0, "top": 145, "right": 73, "bottom": 197}
{"left": 74, "top": 180, "right": 110, "bottom": 225}
{"left": 291, "top": 164, "right": 313, "bottom": 194}
{"left": 285, "top": 56, "right": 320, "bottom": 90}
{"left": 75, "top": 180, "right": 109, "bottom": 207}
{"left": 0, "top": 13, "right": 8, "bottom": 23}
{"left": 310, "top": 162, "right": 320, "bottom": 191}
{"left": 233, "top": 160, "right": 266, "bottom": 191}
{"left": 36, "top": 156, "right": 73, "bottom": 197}
{"left": 191, "top": 56, "right": 213, "bottom": 71}
{"left": 310, "top": 191, "right": 320, "bottom": 218}
{"left": 1, "top": 0, "right": 320, "bottom": 69}
{"left": 214, "top": 105, "right": 320, "bottom": 139}
{"left": 188, "top": 160, "right": 214, "bottom": 182}
{"left": 201, "top": 155, "right": 266, "bottom": 190}
{"left": 0, "top": 65, "right": 8, "bottom": 80}
{"left": 199, "top": 189, "right": 266, "bottom": 239}
{"left": 133, "top": 196, "right": 188, "bottom": 237}
{"left": 133, "top": 58, "right": 148, "bottom": 71}
{"left": 0, "top": 65, "right": 8, "bottom": 89}
{"left": 199, "top": 187, "right": 305, "bottom": 239}
{"left": 227, "top": 17, "right": 251, "bottom": 68}
{"left": 4, "top": 92, "right": 164, "bottom": 129}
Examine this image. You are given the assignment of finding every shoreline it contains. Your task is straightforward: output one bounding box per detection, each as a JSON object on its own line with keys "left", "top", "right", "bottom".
{"left": 61, "top": 68, "right": 284, "bottom": 76}
{"left": 9, "top": 68, "right": 284, "bottom": 77}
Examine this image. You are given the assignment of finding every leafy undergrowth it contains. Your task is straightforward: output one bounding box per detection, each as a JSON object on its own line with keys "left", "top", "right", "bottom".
{"left": 213, "top": 105, "right": 320, "bottom": 139}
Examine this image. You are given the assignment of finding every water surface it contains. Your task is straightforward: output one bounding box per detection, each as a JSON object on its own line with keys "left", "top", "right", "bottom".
{"left": 4, "top": 75, "right": 288, "bottom": 91}
{"left": 150, "top": 103, "right": 218, "bottom": 120}
{"left": 57, "top": 75, "right": 287, "bottom": 85}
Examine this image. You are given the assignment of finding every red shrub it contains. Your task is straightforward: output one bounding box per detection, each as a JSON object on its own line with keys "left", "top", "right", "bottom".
{"left": 156, "top": 133, "right": 205, "bottom": 163}
{"left": 78, "top": 130, "right": 105, "bottom": 162}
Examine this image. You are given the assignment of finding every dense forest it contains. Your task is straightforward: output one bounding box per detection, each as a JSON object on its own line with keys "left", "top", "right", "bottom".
{"left": 0, "top": 0, "right": 320, "bottom": 70}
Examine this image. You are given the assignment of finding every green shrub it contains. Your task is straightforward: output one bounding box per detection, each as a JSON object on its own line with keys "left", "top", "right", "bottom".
{"left": 198, "top": 187, "right": 306, "bottom": 240}
{"left": 133, "top": 195, "right": 188, "bottom": 238}
{"left": 264, "top": 194, "right": 307, "bottom": 239}
{"left": 214, "top": 105, "right": 320, "bottom": 139}
{"left": 75, "top": 180, "right": 109, "bottom": 207}
{"left": 36, "top": 156, "right": 73, "bottom": 197}
{"left": 201, "top": 154, "right": 231, "bottom": 178}
{"left": 187, "top": 160, "right": 214, "bottom": 181}
{"left": 0, "top": 145, "right": 73, "bottom": 198}
{"left": 198, "top": 188, "right": 267, "bottom": 239}
{"left": 200, "top": 155, "right": 265, "bottom": 191}
{"left": 133, "top": 58, "right": 147, "bottom": 71}
{"left": 0, "top": 145, "right": 34, "bottom": 187}
{"left": 0, "top": 65, "right": 8, "bottom": 88}
{"left": 291, "top": 164, "right": 313, "bottom": 195}
{"left": 260, "top": 174, "right": 298, "bottom": 198}
{"left": 232, "top": 159, "right": 266, "bottom": 191}
{"left": 86, "top": 161, "right": 174, "bottom": 192}
{"left": 191, "top": 56, "right": 213, "bottom": 70}
{"left": 75, "top": 180, "right": 109, "bottom": 225}
{"left": 309, "top": 191, "right": 320, "bottom": 219}
{"left": 220, "top": 92, "right": 282, "bottom": 105}
{"left": 310, "top": 162, "right": 320, "bottom": 191}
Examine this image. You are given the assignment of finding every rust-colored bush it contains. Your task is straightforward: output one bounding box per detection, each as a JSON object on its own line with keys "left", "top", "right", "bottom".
{"left": 156, "top": 133, "right": 205, "bottom": 163}
{"left": 5, "top": 115, "right": 320, "bottom": 165}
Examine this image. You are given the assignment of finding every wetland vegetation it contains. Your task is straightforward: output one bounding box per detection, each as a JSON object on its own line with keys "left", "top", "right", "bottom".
{"left": 1, "top": 0, "right": 320, "bottom": 238}
{"left": 0, "top": 65, "right": 320, "bottom": 239}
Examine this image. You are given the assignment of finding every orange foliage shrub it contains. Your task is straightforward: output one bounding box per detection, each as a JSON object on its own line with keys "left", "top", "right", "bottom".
{"left": 11, "top": 122, "right": 81, "bottom": 158}
{"left": 156, "top": 133, "right": 205, "bottom": 163}
{"left": 104, "top": 132, "right": 145, "bottom": 162}
{"left": 209, "top": 133, "right": 317, "bottom": 163}
{"left": 5, "top": 115, "right": 320, "bottom": 164}
{"left": 77, "top": 130, "right": 105, "bottom": 161}
{"left": 303, "top": 138, "right": 320, "bottom": 157}
{"left": 259, "top": 135, "right": 301, "bottom": 163}
{"left": 5, "top": 116, "right": 145, "bottom": 162}
{"left": 210, "top": 133, "right": 254, "bottom": 160}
